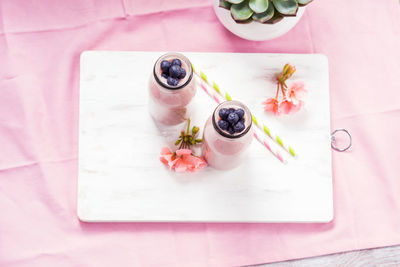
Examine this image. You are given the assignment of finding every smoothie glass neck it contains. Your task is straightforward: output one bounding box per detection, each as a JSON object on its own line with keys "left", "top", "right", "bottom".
{"left": 212, "top": 100, "right": 252, "bottom": 139}
{"left": 153, "top": 52, "right": 193, "bottom": 91}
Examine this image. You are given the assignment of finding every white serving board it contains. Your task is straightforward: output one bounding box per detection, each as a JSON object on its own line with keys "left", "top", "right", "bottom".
{"left": 78, "top": 51, "right": 333, "bottom": 223}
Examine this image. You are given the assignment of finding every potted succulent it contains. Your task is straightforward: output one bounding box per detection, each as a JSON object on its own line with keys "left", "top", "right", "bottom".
{"left": 213, "top": 0, "right": 312, "bottom": 41}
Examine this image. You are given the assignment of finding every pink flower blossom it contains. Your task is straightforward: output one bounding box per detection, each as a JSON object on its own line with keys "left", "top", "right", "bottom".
{"left": 160, "top": 147, "right": 207, "bottom": 173}
{"left": 279, "top": 99, "right": 297, "bottom": 114}
{"left": 265, "top": 64, "right": 306, "bottom": 116}
{"left": 287, "top": 81, "right": 307, "bottom": 106}
{"left": 263, "top": 98, "right": 280, "bottom": 115}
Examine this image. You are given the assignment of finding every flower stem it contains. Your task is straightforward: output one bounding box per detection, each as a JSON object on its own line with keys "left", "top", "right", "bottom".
{"left": 186, "top": 118, "right": 191, "bottom": 134}
{"left": 280, "top": 83, "right": 286, "bottom": 98}
{"left": 275, "top": 82, "right": 280, "bottom": 99}
{"left": 175, "top": 118, "right": 202, "bottom": 151}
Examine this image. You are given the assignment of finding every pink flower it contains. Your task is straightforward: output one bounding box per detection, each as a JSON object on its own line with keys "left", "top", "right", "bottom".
{"left": 160, "top": 147, "right": 207, "bottom": 173}
{"left": 279, "top": 99, "right": 297, "bottom": 114}
{"left": 263, "top": 98, "right": 280, "bottom": 115}
{"left": 278, "top": 82, "right": 307, "bottom": 115}
{"left": 287, "top": 81, "right": 307, "bottom": 106}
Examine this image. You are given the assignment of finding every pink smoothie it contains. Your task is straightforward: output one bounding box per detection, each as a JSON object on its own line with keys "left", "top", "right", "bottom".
{"left": 148, "top": 52, "right": 196, "bottom": 125}
{"left": 202, "top": 101, "right": 253, "bottom": 170}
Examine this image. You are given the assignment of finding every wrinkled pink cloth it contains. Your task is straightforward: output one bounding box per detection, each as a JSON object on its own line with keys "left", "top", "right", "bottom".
{"left": 1, "top": 1, "right": 400, "bottom": 266}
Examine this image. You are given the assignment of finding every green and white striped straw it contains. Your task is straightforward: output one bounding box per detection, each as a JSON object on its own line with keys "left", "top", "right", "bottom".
{"left": 193, "top": 65, "right": 296, "bottom": 157}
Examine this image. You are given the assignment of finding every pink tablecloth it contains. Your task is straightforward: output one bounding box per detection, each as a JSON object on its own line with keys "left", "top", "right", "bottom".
{"left": 1, "top": 1, "right": 400, "bottom": 266}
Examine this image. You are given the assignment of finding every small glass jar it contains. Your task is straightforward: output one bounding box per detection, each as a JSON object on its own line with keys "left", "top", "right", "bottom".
{"left": 202, "top": 100, "right": 253, "bottom": 170}
{"left": 148, "top": 52, "right": 196, "bottom": 125}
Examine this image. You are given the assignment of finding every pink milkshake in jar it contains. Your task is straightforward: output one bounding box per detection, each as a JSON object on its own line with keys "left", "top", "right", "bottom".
{"left": 202, "top": 101, "right": 253, "bottom": 170}
{"left": 148, "top": 52, "right": 196, "bottom": 125}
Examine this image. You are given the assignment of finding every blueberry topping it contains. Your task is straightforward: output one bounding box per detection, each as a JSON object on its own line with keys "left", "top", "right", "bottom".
{"left": 218, "top": 120, "right": 229, "bottom": 130}
{"left": 169, "top": 65, "right": 181, "bottom": 78}
{"left": 227, "top": 113, "right": 239, "bottom": 124}
{"left": 171, "top": 59, "right": 182, "bottom": 67}
{"left": 161, "top": 60, "right": 171, "bottom": 73}
{"left": 178, "top": 68, "right": 186, "bottom": 79}
{"left": 228, "top": 108, "right": 235, "bottom": 114}
{"left": 167, "top": 76, "right": 179, "bottom": 86}
{"left": 161, "top": 73, "right": 168, "bottom": 79}
{"left": 228, "top": 126, "right": 235, "bottom": 135}
{"left": 234, "top": 108, "right": 245, "bottom": 119}
{"left": 218, "top": 108, "right": 229, "bottom": 120}
{"left": 233, "top": 121, "right": 245, "bottom": 133}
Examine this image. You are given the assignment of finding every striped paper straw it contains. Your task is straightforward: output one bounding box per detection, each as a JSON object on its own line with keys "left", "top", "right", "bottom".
{"left": 199, "top": 81, "right": 286, "bottom": 164}
{"left": 200, "top": 83, "right": 221, "bottom": 104}
{"left": 251, "top": 115, "right": 296, "bottom": 157}
{"left": 193, "top": 65, "right": 296, "bottom": 157}
{"left": 253, "top": 131, "right": 287, "bottom": 164}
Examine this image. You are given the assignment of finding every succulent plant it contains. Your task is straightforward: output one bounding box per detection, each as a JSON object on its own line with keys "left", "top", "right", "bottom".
{"left": 219, "top": 0, "right": 312, "bottom": 24}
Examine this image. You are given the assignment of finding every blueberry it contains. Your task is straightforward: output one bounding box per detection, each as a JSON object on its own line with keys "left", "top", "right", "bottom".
{"left": 227, "top": 113, "right": 239, "bottom": 124}
{"left": 228, "top": 126, "right": 235, "bottom": 135}
{"left": 228, "top": 108, "right": 235, "bottom": 114}
{"left": 218, "top": 108, "right": 229, "bottom": 120}
{"left": 233, "top": 121, "right": 245, "bottom": 133}
{"left": 161, "top": 73, "right": 168, "bottom": 79}
{"left": 169, "top": 65, "right": 181, "bottom": 78}
{"left": 160, "top": 60, "right": 171, "bottom": 73}
{"left": 171, "top": 59, "right": 182, "bottom": 67}
{"left": 234, "top": 108, "right": 245, "bottom": 119}
{"left": 167, "top": 76, "right": 179, "bottom": 86}
{"left": 178, "top": 68, "right": 186, "bottom": 79}
{"left": 218, "top": 120, "right": 229, "bottom": 130}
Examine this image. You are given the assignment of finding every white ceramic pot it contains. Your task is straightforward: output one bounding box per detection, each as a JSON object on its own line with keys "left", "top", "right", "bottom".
{"left": 213, "top": 0, "right": 305, "bottom": 41}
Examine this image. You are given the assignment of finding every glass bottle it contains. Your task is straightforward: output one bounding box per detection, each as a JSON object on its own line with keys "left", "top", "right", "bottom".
{"left": 148, "top": 52, "right": 196, "bottom": 126}
{"left": 202, "top": 100, "right": 253, "bottom": 170}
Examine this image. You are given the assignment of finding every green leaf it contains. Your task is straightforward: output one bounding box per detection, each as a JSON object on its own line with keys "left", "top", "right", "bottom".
{"left": 297, "top": 0, "right": 312, "bottom": 6}
{"left": 233, "top": 17, "right": 253, "bottom": 24}
{"left": 271, "top": 0, "right": 298, "bottom": 16}
{"left": 252, "top": 1, "right": 274, "bottom": 22}
{"left": 219, "top": 0, "right": 232, "bottom": 10}
{"left": 249, "top": 0, "right": 269, "bottom": 14}
{"left": 264, "top": 5, "right": 283, "bottom": 24}
{"left": 226, "top": 0, "right": 245, "bottom": 4}
{"left": 231, "top": 0, "right": 254, "bottom": 21}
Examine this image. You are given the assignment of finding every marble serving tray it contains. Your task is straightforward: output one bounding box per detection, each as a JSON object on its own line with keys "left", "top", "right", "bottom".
{"left": 78, "top": 51, "right": 333, "bottom": 223}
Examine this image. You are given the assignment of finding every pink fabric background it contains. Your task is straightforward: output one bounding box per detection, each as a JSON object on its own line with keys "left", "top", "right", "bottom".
{"left": 1, "top": 0, "right": 400, "bottom": 266}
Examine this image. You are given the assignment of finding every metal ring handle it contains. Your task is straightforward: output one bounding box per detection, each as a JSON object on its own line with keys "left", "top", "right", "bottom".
{"left": 331, "top": 129, "right": 352, "bottom": 152}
